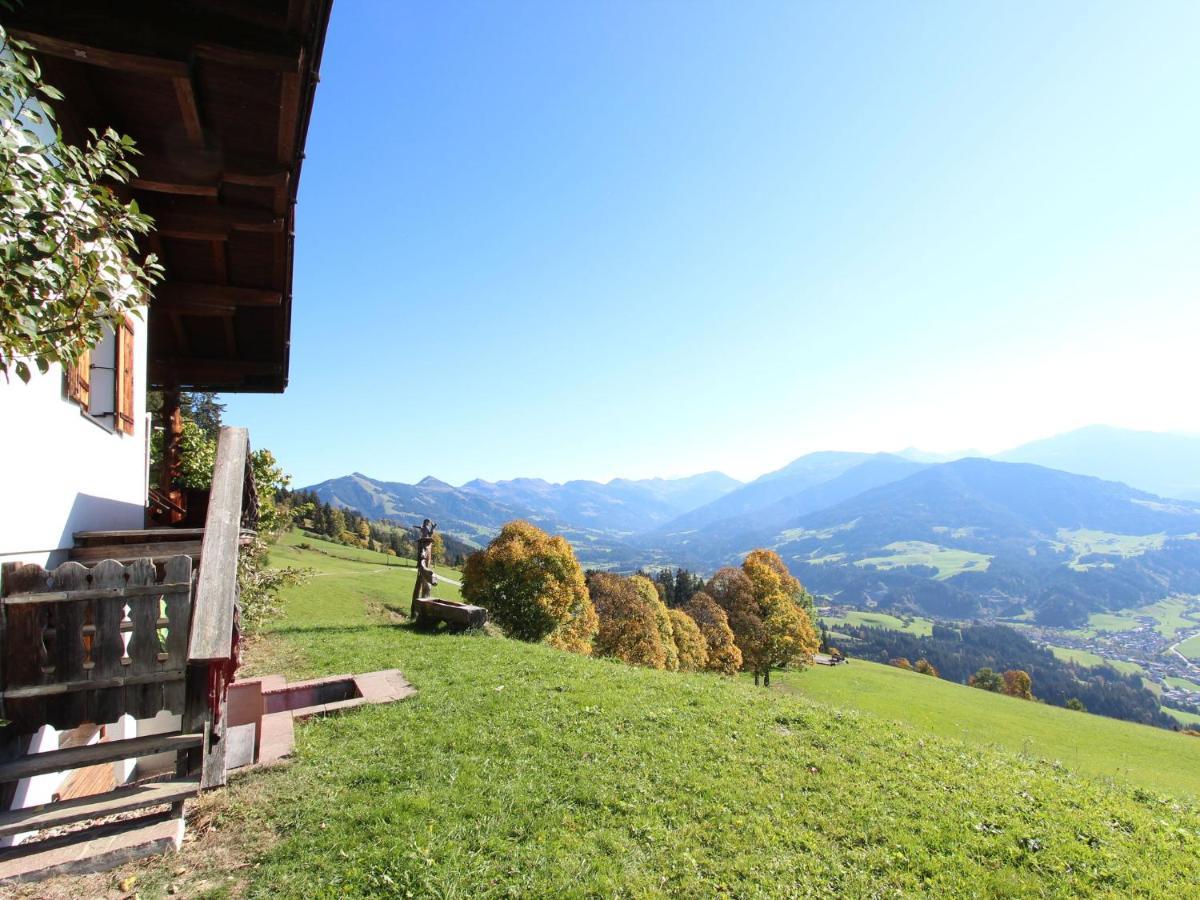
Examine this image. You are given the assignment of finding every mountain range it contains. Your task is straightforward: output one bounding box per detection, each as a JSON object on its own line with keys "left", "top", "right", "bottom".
{"left": 302, "top": 426, "right": 1200, "bottom": 624}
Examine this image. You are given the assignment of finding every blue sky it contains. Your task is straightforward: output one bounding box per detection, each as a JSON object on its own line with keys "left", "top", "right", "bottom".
{"left": 223, "top": 1, "right": 1200, "bottom": 487}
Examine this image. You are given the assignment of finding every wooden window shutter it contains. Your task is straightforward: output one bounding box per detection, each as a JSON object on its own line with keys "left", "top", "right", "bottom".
{"left": 65, "top": 349, "right": 91, "bottom": 408}
{"left": 115, "top": 317, "right": 136, "bottom": 434}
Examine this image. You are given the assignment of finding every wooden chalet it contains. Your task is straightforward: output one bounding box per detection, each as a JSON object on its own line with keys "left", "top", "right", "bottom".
{"left": 0, "top": 0, "right": 333, "bottom": 881}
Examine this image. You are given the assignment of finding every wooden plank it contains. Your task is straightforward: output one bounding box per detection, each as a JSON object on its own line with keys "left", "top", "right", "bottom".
{"left": 277, "top": 70, "right": 301, "bottom": 164}
{"left": 89, "top": 561, "right": 130, "bottom": 726}
{"left": 194, "top": 41, "right": 300, "bottom": 72}
{"left": 3, "top": 671, "right": 185, "bottom": 700}
{"left": 0, "top": 777, "right": 199, "bottom": 837}
{"left": 152, "top": 206, "right": 284, "bottom": 241}
{"left": 162, "top": 558, "right": 193, "bottom": 715}
{"left": 190, "top": 427, "right": 248, "bottom": 662}
{"left": 74, "top": 528, "right": 204, "bottom": 541}
{"left": 69, "top": 542, "right": 203, "bottom": 564}
{"left": 0, "top": 733, "right": 202, "bottom": 782}
{"left": 1, "top": 563, "right": 52, "bottom": 730}
{"left": 3, "top": 582, "right": 192, "bottom": 606}
{"left": 46, "top": 564, "right": 90, "bottom": 730}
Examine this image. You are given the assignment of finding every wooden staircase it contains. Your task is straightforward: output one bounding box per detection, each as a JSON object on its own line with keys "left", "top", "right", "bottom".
{"left": 0, "top": 735, "right": 202, "bottom": 883}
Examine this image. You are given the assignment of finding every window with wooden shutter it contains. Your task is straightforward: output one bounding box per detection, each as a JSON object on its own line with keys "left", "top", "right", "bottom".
{"left": 65, "top": 349, "right": 91, "bottom": 408}
{"left": 115, "top": 316, "right": 136, "bottom": 435}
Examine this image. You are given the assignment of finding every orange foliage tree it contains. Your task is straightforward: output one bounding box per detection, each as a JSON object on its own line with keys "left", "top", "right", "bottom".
{"left": 668, "top": 609, "right": 708, "bottom": 672}
{"left": 588, "top": 572, "right": 669, "bottom": 669}
{"left": 1002, "top": 669, "right": 1033, "bottom": 700}
{"left": 461, "top": 520, "right": 595, "bottom": 647}
{"left": 682, "top": 592, "right": 743, "bottom": 675}
{"left": 632, "top": 575, "right": 678, "bottom": 671}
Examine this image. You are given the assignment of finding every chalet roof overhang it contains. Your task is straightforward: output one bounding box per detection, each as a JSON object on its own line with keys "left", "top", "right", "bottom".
{"left": 5, "top": 0, "right": 334, "bottom": 392}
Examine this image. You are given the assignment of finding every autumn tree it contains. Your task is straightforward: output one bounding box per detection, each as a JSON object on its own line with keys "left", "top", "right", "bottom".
{"left": 431, "top": 532, "right": 446, "bottom": 565}
{"left": 889, "top": 658, "right": 913, "bottom": 671}
{"left": 632, "top": 575, "right": 678, "bottom": 671}
{"left": 914, "top": 659, "right": 939, "bottom": 677}
{"left": 682, "top": 592, "right": 743, "bottom": 675}
{"left": 707, "top": 567, "right": 768, "bottom": 681}
{"left": 461, "top": 521, "right": 594, "bottom": 645}
{"left": 668, "top": 609, "right": 708, "bottom": 672}
{"left": 1002, "top": 669, "right": 1033, "bottom": 700}
{"left": 328, "top": 508, "right": 347, "bottom": 541}
{"left": 356, "top": 520, "right": 370, "bottom": 547}
{"left": 588, "top": 572, "right": 668, "bottom": 669}
{"left": 736, "top": 549, "right": 820, "bottom": 686}
{"left": 969, "top": 667, "right": 1003, "bottom": 692}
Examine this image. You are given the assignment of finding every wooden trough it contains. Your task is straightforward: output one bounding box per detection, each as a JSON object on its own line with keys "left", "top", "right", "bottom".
{"left": 412, "top": 597, "right": 487, "bottom": 631}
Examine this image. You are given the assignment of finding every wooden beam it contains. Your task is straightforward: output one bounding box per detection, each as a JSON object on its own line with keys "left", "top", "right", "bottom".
{"left": 212, "top": 241, "right": 229, "bottom": 282}
{"left": 194, "top": 41, "right": 301, "bottom": 73}
{"left": 131, "top": 153, "right": 289, "bottom": 194}
{"left": 9, "top": 29, "right": 190, "bottom": 79}
{"left": 173, "top": 75, "right": 206, "bottom": 147}
{"left": 190, "top": 428, "right": 248, "bottom": 662}
{"left": 156, "top": 283, "right": 282, "bottom": 310}
{"left": 277, "top": 71, "right": 301, "bottom": 164}
{"left": 222, "top": 316, "right": 238, "bottom": 357}
{"left": 150, "top": 205, "right": 284, "bottom": 241}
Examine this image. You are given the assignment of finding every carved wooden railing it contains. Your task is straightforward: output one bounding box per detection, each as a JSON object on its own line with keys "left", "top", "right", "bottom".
{"left": 0, "top": 557, "right": 193, "bottom": 735}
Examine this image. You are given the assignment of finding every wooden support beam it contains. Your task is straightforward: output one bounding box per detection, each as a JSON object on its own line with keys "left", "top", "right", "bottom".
{"left": 277, "top": 71, "right": 301, "bottom": 164}
{"left": 222, "top": 316, "right": 238, "bottom": 357}
{"left": 9, "top": 29, "right": 189, "bottom": 79}
{"left": 156, "top": 283, "right": 282, "bottom": 311}
{"left": 151, "top": 205, "right": 284, "bottom": 241}
{"left": 212, "top": 242, "right": 229, "bottom": 283}
{"left": 153, "top": 360, "right": 283, "bottom": 381}
{"left": 194, "top": 41, "right": 301, "bottom": 73}
{"left": 130, "top": 152, "right": 289, "bottom": 194}
{"left": 172, "top": 74, "right": 206, "bottom": 148}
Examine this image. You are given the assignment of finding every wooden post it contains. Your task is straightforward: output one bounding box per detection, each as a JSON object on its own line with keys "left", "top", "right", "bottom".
{"left": 160, "top": 390, "right": 186, "bottom": 524}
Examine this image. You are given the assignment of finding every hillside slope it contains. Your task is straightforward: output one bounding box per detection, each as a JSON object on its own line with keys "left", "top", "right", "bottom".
{"left": 124, "top": 531, "right": 1195, "bottom": 898}
{"left": 773, "top": 659, "right": 1200, "bottom": 798}
{"left": 775, "top": 458, "right": 1200, "bottom": 621}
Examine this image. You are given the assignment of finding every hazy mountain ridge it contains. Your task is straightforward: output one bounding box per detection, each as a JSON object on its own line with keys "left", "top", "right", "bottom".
{"left": 304, "top": 427, "right": 1200, "bottom": 622}
{"left": 998, "top": 425, "right": 1200, "bottom": 501}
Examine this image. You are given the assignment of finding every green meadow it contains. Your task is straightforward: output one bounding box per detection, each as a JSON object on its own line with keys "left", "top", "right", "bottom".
{"left": 854, "top": 540, "right": 991, "bottom": 580}
{"left": 820, "top": 609, "right": 934, "bottom": 636}
{"left": 772, "top": 659, "right": 1200, "bottom": 799}
{"left": 1047, "top": 645, "right": 1145, "bottom": 676}
{"left": 90, "top": 530, "right": 1200, "bottom": 897}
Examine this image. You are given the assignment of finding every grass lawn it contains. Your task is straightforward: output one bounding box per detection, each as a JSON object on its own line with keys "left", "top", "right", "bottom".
{"left": 820, "top": 609, "right": 934, "bottom": 636}
{"left": 1179, "top": 632, "right": 1200, "bottom": 661}
{"left": 1047, "top": 645, "right": 1145, "bottom": 676}
{"left": 1166, "top": 707, "right": 1200, "bottom": 727}
{"left": 50, "top": 530, "right": 1198, "bottom": 897}
{"left": 772, "top": 660, "right": 1200, "bottom": 800}
{"left": 1164, "top": 675, "right": 1200, "bottom": 693}
{"left": 853, "top": 541, "right": 991, "bottom": 580}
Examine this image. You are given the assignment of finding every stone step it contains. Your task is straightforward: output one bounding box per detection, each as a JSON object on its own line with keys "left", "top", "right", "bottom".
{"left": 0, "top": 810, "right": 185, "bottom": 885}
{"left": 0, "top": 776, "right": 200, "bottom": 837}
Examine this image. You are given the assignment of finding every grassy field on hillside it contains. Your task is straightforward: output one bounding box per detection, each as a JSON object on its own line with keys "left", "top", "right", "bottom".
{"left": 1178, "top": 632, "right": 1200, "bottom": 659}
{"left": 1165, "top": 675, "right": 1200, "bottom": 693}
{"left": 1068, "top": 596, "right": 1200, "bottom": 639}
{"left": 772, "top": 659, "right": 1200, "bottom": 799}
{"left": 820, "top": 610, "right": 934, "bottom": 636}
{"left": 1047, "top": 645, "right": 1145, "bottom": 676}
{"left": 853, "top": 540, "right": 990, "bottom": 580}
{"left": 1054, "top": 529, "right": 1165, "bottom": 571}
{"left": 52, "top": 530, "right": 1199, "bottom": 897}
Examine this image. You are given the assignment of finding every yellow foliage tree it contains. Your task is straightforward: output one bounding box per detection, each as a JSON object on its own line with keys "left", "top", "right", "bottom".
{"left": 683, "top": 592, "right": 743, "bottom": 675}
{"left": 461, "top": 521, "right": 594, "bottom": 644}
{"left": 547, "top": 590, "right": 600, "bottom": 656}
{"left": 631, "top": 575, "right": 678, "bottom": 671}
{"left": 668, "top": 609, "right": 708, "bottom": 672}
{"left": 589, "top": 572, "right": 669, "bottom": 669}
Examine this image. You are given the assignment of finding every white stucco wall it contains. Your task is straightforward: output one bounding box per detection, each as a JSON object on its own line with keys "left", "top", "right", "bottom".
{"left": 0, "top": 316, "right": 149, "bottom": 568}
